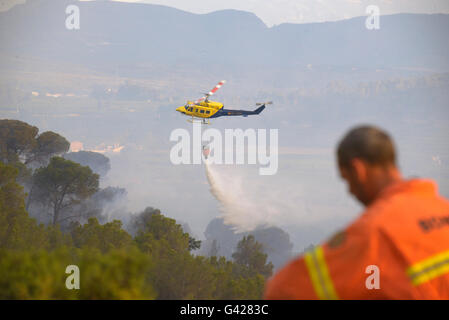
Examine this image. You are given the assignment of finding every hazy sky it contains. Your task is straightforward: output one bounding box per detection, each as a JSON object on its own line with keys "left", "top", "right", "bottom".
{"left": 2, "top": 0, "right": 449, "bottom": 26}
{"left": 108, "top": 0, "right": 449, "bottom": 26}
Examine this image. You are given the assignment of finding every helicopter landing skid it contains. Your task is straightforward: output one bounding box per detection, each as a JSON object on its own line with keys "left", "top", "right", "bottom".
{"left": 187, "top": 118, "right": 210, "bottom": 125}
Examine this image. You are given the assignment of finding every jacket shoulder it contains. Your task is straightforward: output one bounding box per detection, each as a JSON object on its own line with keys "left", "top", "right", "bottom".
{"left": 264, "top": 255, "right": 316, "bottom": 300}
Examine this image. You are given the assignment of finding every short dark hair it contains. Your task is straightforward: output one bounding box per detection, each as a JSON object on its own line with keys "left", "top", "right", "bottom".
{"left": 337, "top": 125, "right": 397, "bottom": 168}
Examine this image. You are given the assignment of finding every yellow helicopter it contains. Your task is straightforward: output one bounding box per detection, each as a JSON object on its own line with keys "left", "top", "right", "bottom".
{"left": 176, "top": 80, "right": 271, "bottom": 124}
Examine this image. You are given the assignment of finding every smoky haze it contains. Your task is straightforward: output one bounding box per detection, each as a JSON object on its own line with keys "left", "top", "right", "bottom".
{"left": 0, "top": 0, "right": 448, "bottom": 252}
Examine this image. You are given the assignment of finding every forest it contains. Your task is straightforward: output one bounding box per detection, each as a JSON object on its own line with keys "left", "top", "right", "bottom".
{"left": 0, "top": 119, "right": 273, "bottom": 299}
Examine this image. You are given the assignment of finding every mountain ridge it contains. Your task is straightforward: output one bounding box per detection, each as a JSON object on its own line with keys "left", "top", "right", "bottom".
{"left": 0, "top": 0, "right": 448, "bottom": 71}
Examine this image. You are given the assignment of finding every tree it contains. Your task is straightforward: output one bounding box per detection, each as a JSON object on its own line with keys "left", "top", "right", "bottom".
{"left": 0, "top": 121, "right": 72, "bottom": 209}
{"left": 232, "top": 235, "right": 274, "bottom": 278}
{"left": 59, "top": 186, "right": 127, "bottom": 227}
{"left": 24, "top": 131, "right": 70, "bottom": 211}
{"left": 64, "top": 151, "right": 111, "bottom": 177}
{"left": 251, "top": 226, "right": 293, "bottom": 270}
{"left": 0, "top": 120, "right": 69, "bottom": 167}
{"left": 33, "top": 157, "right": 99, "bottom": 225}
{"left": 202, "top": 217, "right": 239, "bottom": 258}
{"left": 127, "top": 207, "right": 161, "bottom": 236}
{"left": 70, "top": 218, "right": 133, "bottom": 253}
{"left": 27, "top": 131, "right": 70, "bottom": 166}
{"left": 0, "top": 162, "right": 47, "bottom": 250}
{"left": 0, "top": 119, "right": 38, "bottom": 164}
{"left": 134, "top": 210, "right": 190, "bottom": 254}
{"left": 202, "top": 218, "right": 293, "bottom": 269}
{"left": 208, "top": 255, "right": 265, "bottom": 299}
{"left": 188, "top": 236, "right": 201, "bottom": 251}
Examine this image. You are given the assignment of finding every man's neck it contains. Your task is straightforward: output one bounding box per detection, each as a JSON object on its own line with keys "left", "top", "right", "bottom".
{"left": 372, "top": 166, "right": 403, "bottom": 200}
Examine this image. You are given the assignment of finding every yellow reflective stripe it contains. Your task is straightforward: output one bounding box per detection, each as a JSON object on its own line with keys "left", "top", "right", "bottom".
{"left": 304, "top": 249, "right": 326, "bottom": 299}
{"left": 304, "top": 246, "right": 339, "bottom": 300}
{"left": 315, "top": 246, "right": 339, "bottom": 300}
{"left": 407, "top": 249, "right": 449, "bottom": 286}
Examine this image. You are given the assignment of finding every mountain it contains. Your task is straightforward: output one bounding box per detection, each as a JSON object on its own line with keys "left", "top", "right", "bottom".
{"left": 1, "top": 0, "right": 448, "bottom": 71}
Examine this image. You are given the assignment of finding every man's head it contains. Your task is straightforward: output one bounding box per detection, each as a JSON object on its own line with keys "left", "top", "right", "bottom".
{"left": 337, "top": 125, "right": 402, "bottom": 206}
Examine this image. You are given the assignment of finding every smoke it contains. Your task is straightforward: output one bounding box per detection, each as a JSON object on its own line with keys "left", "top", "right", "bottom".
{"left": 204, "top": 161, "right": 303, "bottom": 233}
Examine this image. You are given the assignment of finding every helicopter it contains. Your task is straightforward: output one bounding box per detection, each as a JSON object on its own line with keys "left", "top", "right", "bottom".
{"left": 176, "top": 80, "right": 272, "bottom": 124}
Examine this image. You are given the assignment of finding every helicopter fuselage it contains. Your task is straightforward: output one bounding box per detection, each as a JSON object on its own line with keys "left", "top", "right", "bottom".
{"left": 176, "top": 100, "right": 267, "bottom": 120}
{"left": 176, "top": 100, "right": 223, "bottom": 119}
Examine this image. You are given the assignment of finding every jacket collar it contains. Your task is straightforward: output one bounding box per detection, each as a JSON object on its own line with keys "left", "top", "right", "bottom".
{"left": 377, "top": 178, "right": 437, "bottom": 201}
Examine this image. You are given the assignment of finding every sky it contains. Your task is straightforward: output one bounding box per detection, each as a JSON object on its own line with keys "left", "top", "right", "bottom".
{"left": 108, "top": 0, "right": 449, "bottom": 26}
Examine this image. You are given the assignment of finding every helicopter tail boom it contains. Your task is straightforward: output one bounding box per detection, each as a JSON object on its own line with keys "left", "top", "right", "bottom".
{"left": 211, "top": 103, "right": 267, "bottom": 118}
{"left": 253, "top": 104, "right": 265, "bottom": 114}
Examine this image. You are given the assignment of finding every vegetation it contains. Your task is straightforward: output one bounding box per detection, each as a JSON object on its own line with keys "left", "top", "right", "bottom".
{"left": 202, "top": 218, "right": 293, "bottom": 270}
{"left": 64, "top": 151, "right": 111, "bottom": 177}
{"left": 33, "top": 157, "right": 100, "bottom": 225}
{"left": 0, "top": 120, "right": 271, "bottom": 299}
{"left": 0, "top": 119, "right": 69, "bottom": 167}
{"left": 232, "top": 235, "right": 274, "bottom": 278}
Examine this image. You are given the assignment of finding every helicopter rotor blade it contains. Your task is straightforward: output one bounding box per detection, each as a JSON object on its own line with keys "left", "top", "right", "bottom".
{"left": 195, "top": 80, "right": 226, "bottom": 104}
{"left": 207, "top": 80, "right": 226, "bottom": 97}
{"left": 194, "top": 97, "right": 206, "bottom": 104}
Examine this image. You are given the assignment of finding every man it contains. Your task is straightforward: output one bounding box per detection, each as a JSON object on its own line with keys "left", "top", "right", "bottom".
{"left": 265, "top": 125, "right": 449, "bottom": 299}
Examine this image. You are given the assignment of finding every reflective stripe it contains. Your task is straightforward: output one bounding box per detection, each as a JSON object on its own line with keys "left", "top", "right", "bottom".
{"left": 304, "top": 249, "right": 326, "bottom": 299}
{"left": 304, "top": 246, "right": 339, "bottom": 300}
{"left": 407, "top": 249, "right": 449, "bottom": 286}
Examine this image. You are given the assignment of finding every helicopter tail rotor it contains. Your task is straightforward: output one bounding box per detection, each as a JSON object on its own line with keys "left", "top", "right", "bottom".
{"left": 256, "top": 101, "right": 273, "bottom": 106}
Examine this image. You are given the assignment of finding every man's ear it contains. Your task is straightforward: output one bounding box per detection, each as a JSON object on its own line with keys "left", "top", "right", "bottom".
{"left": 350, "top": 158, "right": 368, "bottom": 182}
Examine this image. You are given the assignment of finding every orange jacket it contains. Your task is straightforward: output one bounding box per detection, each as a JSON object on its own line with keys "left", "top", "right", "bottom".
{"left": 264, "top": 179, "right": 449, "bottom": 299}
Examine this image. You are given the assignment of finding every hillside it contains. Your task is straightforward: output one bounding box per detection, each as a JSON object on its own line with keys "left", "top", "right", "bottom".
{"left": 0, "top": 0, "right": 448, "bottom": 71}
